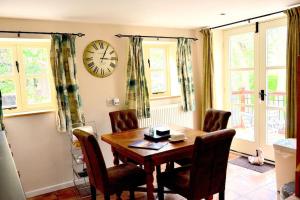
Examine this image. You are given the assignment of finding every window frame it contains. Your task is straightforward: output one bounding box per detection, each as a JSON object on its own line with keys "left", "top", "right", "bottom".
{"left": 143, "top": 41, "right": 176, "bottom": 99}
{"left": 0, "top": 39, "right": 56, "bottom": 115}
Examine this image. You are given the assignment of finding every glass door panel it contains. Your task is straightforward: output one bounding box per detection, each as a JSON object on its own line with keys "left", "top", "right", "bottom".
{"left": 264, "top": 25, "right": 287, "bottom": 147}
{"left": 230, "top": 70, "right": 255, "bottom": 141}
{"left": 266, "top": 69, "right": 286, "bottom": 145}
{"left": 228, "top": 31, "right": 256, "bottom": 142}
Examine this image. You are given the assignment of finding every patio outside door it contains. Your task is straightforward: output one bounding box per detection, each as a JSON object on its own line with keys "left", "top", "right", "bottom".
{"left": 224, "top": 18, "right": 287, "bottom": 161}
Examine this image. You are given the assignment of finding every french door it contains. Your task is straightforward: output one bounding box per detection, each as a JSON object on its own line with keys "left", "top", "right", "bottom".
{"left": 224, "top": 18, "right": 287, "bottom": 161}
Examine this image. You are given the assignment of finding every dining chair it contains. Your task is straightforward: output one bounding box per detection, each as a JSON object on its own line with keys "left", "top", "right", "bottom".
{"left": 173, "top": 109, "right": 231, "bottom": 167}
{"left": 73, "top": 129, "right": 146, "bottom": 200}
{"left": 157, "top": 129, "right": 236, "bottom": 200}
{"left": 109, "top": 109, "right": 139, "bottom": 165}
{"left": 202, "top": 109, "right": 231, "bottom": 132}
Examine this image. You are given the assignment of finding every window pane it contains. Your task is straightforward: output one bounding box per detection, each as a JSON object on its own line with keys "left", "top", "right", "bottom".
{"left": 266, "top": 68, "right": 286, "bottom": 144}
{"left": 151, "top": 71, "right": 166, "bottom": 93}
{"left": 230, "top": 101, "right": 255, "bottom": 141}
{"left": 230, "top": 70, "right": 255, "bottom": 92}
{"left": 23, "top": 47, "right": 49, "bottom": 75}
{"left": 149, "top": 48, "right": 166, "bottom": 70}
{"left": 26, "top": 77, "right": 51, "bottom": 105}
{"left": 267, "top": 69, "right": 286, "bottom": 94}
{"left": 0, "top": 48, "right": 14, "bottom": 76}
{"left": 229, "top": 33, "right": 254, "bottom": 68}
{"left": 266, "top": 26, "right": 287, "bottom": 67}
{"left": 229, "top": 69, "right": 255, "bottom": 141}
{"left": 0, "top": 80, "right": 17, "bottom": 109}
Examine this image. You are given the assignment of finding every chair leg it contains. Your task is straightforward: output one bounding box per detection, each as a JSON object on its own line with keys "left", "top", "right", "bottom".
{"left": 129, "top": 189, "right": 135, "bottom": 200}
{"left": 90, "top": 185, "right": 97, "bottom": 200}
{"left": 165, "top": 162, "right": 174, "bottom": 171}
{"left": 156, "top": 165, "right": 164, "bottom": 200}
{"left": 113, "top": 154, "right": 120, "bottom": 165}
{"left": 104, "top": 193, "right": 110, "bottom": 200}
{"left": 116, "top": 191, "right": 122, "bottom": 200}
{"left": 219, "top": 190, "right": 225, "bottom": 200}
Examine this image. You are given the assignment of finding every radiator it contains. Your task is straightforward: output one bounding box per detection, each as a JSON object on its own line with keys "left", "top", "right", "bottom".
{"left": 138, "top": 104, "right": 193, "bottom": 128}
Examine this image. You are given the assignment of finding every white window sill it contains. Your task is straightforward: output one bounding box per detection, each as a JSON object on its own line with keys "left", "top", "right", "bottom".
{"left": 4, "top": 109, "right": 56, "bottom": 118}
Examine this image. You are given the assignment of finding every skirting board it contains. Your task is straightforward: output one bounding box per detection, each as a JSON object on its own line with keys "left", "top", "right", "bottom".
{"left": 25, "top": 180, "right": 74, "bottom": 198}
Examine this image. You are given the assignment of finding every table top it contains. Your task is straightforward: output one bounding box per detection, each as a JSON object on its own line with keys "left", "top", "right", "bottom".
{"left": 101, "top": 125, "right": 207, "bottom": 165}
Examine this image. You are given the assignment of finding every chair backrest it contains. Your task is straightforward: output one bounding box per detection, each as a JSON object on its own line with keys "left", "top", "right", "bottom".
{"left": 189, "top": 129, "right": 236, "bottom": 200}
{"left": 202, "top": 109, "right": 231, "bottom": 132}
{"left": 109, "top": 109, "right": 139, "bottom": 133}
{"left": 73, "top": 129, "right": 109, "bottom": 193}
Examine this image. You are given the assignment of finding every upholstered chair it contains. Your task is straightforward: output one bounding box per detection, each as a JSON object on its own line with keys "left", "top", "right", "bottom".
{"left": 173, "top": 109, "right": 231, "bottom": 167}
{"left": 157, "top": 129, "right": 236, "bottom": 200}
{"left": 202, "top": 109, "right": 231, "bottom": 132}
{"left": 73, "top": 129, "right": 146, "bottom": 200}
{"left": 109, "top": 109, "right": 139, "bottom": 165}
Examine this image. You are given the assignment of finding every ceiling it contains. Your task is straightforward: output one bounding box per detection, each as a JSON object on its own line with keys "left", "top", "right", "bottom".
{"left": 0, "top": 0, "right": 299, "bottom": 29}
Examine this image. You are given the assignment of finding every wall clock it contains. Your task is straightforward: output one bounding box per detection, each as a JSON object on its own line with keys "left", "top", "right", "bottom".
{"left": 83, "top": 40, "right": 118, "bottom": 78}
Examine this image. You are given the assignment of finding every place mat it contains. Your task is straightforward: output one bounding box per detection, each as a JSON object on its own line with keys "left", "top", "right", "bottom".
{"left": 128, "top": 140, "right": 168, "bottom": 150}
{"left": 229, "top": 156, "right": 274, "bottom": 173}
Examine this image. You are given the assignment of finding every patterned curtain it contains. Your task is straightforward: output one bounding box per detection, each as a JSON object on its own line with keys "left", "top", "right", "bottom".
{"left": 200, "top": 29, "right": 214, "bottom": 128}
{"left": 0, "top": 90, "right": 4, "bottom": 131}
{"left": 50, "top": 34, "right": 85, "bottom": 132}
{"left": 285, "top": 7, "right": 300, "bottom": 138}
{"left": 177, "top": 38, "right": 195, "bottom": 112}
{"left": 125, "top": 37, "right": 150, "bottom": 118}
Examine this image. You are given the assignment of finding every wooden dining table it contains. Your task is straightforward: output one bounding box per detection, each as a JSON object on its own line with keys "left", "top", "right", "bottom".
{"left": 101, "top": 125, "right": 207, "bottom": 200}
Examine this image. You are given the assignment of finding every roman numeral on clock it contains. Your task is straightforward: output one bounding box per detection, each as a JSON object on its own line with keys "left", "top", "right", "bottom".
{"left": 99, "top": 42, "right": 104, "bottom": 49}
{"left": 109, "top": 50, "right": 115, "bottom": 55}
{"left": 88, "top": 62, "right": 95, "bottom": 68}
{"left": 110, "top": 62, "right": 116, "bottom": 68}
{"left": 100, "top": 68, "right": 104, "bottom": 76}
{"left": 85, "top": 57, "right": 93, "bottom": 62}
{"left": 93, "top": 66, "right": 99, "bottom": 74}
{"left": 92, "top": 42, "right": 98, "bottom": 50}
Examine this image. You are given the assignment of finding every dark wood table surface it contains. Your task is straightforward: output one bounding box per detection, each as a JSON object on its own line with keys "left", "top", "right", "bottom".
{"left": 101, "top": 125, "right": 207, "bottom": 200}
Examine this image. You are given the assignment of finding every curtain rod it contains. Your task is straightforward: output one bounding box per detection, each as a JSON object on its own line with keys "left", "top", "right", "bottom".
{"left": 0, "top": 30, "right": 85, "bottom": 37}
{"left": 210, "top": 10, "right": 285, "bottom": 29}
{"left": 115, "top": 34, "right": 198, "bottom": 41}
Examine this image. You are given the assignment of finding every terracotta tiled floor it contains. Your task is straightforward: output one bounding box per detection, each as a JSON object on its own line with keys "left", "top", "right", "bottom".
{"left": 27, "top": 154, "right": 279, "bottom": 200}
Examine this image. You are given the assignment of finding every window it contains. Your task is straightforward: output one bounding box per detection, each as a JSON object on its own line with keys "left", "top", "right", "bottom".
{"left": 0, "top": 39, "right": 55, "bottom": 115}
{"left": 143, "top": 41, "right": 180, "bottom": 98}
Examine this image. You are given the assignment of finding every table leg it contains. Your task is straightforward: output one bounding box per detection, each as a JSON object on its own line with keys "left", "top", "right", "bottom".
{"left": 144, "top": 160, "right": 155, "bottom": 200}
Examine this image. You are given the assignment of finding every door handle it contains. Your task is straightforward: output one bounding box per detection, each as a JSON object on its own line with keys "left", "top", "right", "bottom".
{"left": 259, "top": 90, "right": 266, "bottom": 101}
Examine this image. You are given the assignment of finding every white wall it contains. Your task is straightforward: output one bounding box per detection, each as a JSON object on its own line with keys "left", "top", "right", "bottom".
{"left": 0, "top": 18, "right": 202, "bottom": 196}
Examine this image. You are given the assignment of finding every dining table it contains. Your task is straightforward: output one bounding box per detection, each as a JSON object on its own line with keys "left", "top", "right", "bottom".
{"left": 101, "top": 125, "right": 208, "bottom": 200}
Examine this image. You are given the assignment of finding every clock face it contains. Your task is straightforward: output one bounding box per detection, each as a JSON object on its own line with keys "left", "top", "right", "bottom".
{"left": 83, "top": 40, "right": 118, "bottom": 78}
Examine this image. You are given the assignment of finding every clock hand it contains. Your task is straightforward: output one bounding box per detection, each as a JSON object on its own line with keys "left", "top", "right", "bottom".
{"left": 100, "top": 57, "right": 114, "bottom": 60}
{"left": 101, "top": 45, "right": 109, "bottom": 62}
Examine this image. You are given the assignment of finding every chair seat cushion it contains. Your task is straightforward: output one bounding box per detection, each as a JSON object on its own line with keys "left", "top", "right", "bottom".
{"left": 107, "top": 163, "right": 146, "bottom": 192}
{"left": 160, "top": 166, "right": 191, "bottom": 197}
